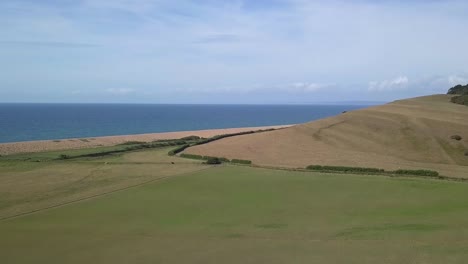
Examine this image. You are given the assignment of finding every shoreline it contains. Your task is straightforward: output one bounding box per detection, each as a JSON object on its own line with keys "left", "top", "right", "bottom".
{"left": 0, "top": 124, "right": 294, "bottom": 156}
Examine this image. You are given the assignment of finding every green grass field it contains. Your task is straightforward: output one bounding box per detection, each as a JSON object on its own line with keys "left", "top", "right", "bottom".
{"left": 1, "top": 148, "right": 468, "bottom": 263}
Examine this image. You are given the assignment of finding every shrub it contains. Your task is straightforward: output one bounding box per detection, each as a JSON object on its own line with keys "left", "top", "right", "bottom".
{"left": 205, "top": 157, "right": 222, "bottom": 164}
{"left": 219, "top": 157, "right": 230, "bottom": 162}
{"left": 168, "top": 144, "right": 190, "bottom": 156}
{"left": 447, "top": 84, "right": 468, "bottom": 95}
{"left": 231, "top": 159, "right": 252, "bottom": 165}
{"left": 59, "top": 154, "right": 70, "bottom": 160}
{"left": 392, "top": 169, "right": 439, "bottom": 177}
{"left": 192, "top": 130, "right": 258, "bottom": 146}
{"left": 306, "top": 165, "right": 384, "bottom": 173}
{"left": 180, "top": 153, "right": 204, "bottom": 160}
{"left": 450, "top": 95, "right": 468, "bottom": 106}
{"left": 306, "top": 165, "right": 323, "bottom": 170}
{"left": 180, "top": 135, "right": 201, "bottom": 140}
{"left": 203, "top": 156, "right": 229, "bottom": 162}
{"left": 450, "top": 135, "right": 462, "bottom": 141}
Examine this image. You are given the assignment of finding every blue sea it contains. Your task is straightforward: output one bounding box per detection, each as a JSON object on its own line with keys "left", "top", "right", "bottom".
{"left": 0, "top": 104, "right": 369, "bottom": 143}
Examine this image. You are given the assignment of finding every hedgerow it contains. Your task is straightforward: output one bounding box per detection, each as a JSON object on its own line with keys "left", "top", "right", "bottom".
{"left": 231, "top": 159, "right": 252, "bottom": 165}
{"left": 179, "top": 153, "right": 204, "bottom": 160}
{"left": 168, "top": 144, "right": 190, "bottom": 156}
{"left": 306, "top": 165, "right": 384, "bottom": 173}
{"left": 305, "top": 164, "right": 440, "bottom": 177}
{"left": 392, "top": 169, "right": 439, "bottom": 177}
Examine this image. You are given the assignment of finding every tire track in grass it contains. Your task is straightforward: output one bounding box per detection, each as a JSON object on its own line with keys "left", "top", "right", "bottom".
{"left": 0, "top": 166, "right": 214, "bottom": 222}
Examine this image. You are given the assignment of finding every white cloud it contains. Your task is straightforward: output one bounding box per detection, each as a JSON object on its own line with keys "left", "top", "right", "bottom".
{"left": 105, "top": 88, "right": 136, "bottom": 95}
{"left": 288, "top": 82, "right": 330, "bottom": 93}
{"left": 368, "top": 76, "right": 409, "bottom": 92}
{"left": 448, "top": 74, "right": 468, "bottom": 86}
{"left": 367, "top": 73, "right": 468, "bottom": 96}
{"left": 2, "top": 0, "right": 468, "bottom": 103}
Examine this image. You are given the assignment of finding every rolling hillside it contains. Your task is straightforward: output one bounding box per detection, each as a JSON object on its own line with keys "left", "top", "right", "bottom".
{"left": 185, "top": 95, "right": 468, "bottom": 178}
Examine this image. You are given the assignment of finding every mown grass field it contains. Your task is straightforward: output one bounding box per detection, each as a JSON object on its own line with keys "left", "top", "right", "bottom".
{"left": 1, "top": 148, "right": 468, "bottom": 263}
{"left": 0, "top": 147, "right": 204, "bottom": 219}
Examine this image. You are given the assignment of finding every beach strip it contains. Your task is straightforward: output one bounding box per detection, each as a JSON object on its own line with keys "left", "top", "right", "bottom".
{"left": 0, "top": 124, "right": 294, "bottom": 155}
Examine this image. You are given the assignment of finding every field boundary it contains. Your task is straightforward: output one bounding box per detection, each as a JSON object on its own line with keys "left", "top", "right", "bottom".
{"left": 177, "top": 151, "right": 467, "bottom": 182}
{"left": 247, "top": 164, "right": 468, "bottom": 183}
{"left": 176, "top": 127, "right": 280, "bottom": 156}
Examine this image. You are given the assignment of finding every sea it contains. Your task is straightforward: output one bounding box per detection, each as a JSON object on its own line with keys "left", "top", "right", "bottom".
{"left": 0, "top": 103, "right": 371, "bottom": 143}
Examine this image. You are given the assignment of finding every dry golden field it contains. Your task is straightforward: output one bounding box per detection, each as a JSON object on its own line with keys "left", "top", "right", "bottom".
{"left": 185, "top": 95, "right": 468, "bottom": 178}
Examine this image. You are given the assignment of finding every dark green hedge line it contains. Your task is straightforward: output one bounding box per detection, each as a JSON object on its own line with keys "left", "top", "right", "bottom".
{"left": 168, "top": 144, "right": 190, "bottom": 156}
{"left": 179, "top": 153, "right": 204, "bottom": 160}
{"left": 59, "top": 141, "right": 190, "bottom": 160}
{"left": 205, "top": 157, "right": 222, "bottom": 164}
{"left": 306, "top": 165, "right": 384, "bottom": 173}
{"left": 169, "top": 128, "right": 275, "bottom": 160}
{"left": 179, "top": 153, "right": 252, "bottom": 165}
{"left": 202, "top": 156, "right": 230, "bottom": 162}
{"left": 306, "top": 165, "right": 439, "bottom": 177}
{"left": 179, "top": 135, "right": 202, "bottom": 141}
{"left": 393, "top": 169, "right": 439, "bottom": 177}
{"left": 231, "top": 159, "right": 252, "bottom": 165}
{"left": 191, "top": 129, "right": 275, "bottom": 147}
{"left": 450, "top": 95, "right": 468, "bottom": 106}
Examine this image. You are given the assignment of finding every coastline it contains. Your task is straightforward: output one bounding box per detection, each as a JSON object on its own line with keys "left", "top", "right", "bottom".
{"left": 0, "top": 124, "right": 294, "bottom": 156}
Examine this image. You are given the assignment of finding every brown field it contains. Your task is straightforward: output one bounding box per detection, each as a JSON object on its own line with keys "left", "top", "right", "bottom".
{"left": 185, "top": 95, "right": 468, "bottom": 178}
{"left": 0, "top": 125, "right": 292, "bottom": 156}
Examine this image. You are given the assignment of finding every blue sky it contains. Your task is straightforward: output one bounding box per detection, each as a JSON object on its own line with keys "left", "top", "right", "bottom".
{"left": 1, "top": 0, "right": 468, "bottom": 103}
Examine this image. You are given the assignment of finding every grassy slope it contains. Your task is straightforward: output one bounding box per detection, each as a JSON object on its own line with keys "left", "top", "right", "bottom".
{"left": 0, "top": 147, "right": 205, "bottom": 219}
{"left": 185, "top": 95, "right": 468, "bottom": 178}
{"left": 1, "top": 165, "right": 468, "bottom": 263}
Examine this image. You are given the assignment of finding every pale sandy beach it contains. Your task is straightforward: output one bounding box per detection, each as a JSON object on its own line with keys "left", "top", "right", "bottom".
{"left": 0, "top": 125, "right": 293, "bottom": 155}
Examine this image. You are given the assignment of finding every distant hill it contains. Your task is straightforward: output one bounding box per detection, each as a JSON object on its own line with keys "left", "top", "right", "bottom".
{"left": 448, "top": 84, "right": 468, "bottom": 106}
{"left": 185, "top": 95, "right": 468, "bottom": 178}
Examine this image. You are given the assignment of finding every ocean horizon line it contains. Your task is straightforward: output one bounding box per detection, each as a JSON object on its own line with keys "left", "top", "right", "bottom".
{"left": 0, "top": 101, "right": 386, "bottom": 106}
{"left": 0, "top": 103, "right": 369, "bottom": 143}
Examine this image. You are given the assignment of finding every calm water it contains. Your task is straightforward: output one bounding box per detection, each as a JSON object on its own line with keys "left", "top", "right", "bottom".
{"left": 0, "top": 104, "right": 369, "bottom": 143}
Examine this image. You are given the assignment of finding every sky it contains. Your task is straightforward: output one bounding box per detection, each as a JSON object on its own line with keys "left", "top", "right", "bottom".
{"left": 1, "top": 0, "right": 468, "bottom": 104}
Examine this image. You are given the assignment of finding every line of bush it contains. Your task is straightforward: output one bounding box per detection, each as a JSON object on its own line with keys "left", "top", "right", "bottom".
{"left": 168, "top": 128, "right": 275, "bottom": 161}
{"left": 168, "top": 144, "right": 190, "bottom": 156}
{"left": 58, "top": 140, "right": 190, "bottom": 160}
{"left": 231, "top": 159, "right": 253, "bottom": 165}
{"left": 447, "top": 84, "right": 468, "bottom": 106}
{"left": 191, "top": 129, "right": 275, "bottom": 147}
{"left": 179, "top": 135, "right": 202, "bottom": 141}
{"left": 179, "top": 153, "right": 253, "bottom": 165}
{"left": 202, "top": 156, "right": 230, "bottom": 162}
{"left": 179, "top": 153, "right": 204, "bottom": 160}
{"left": 393, "top": 169, "right": 439, "bottom": 177}
{"left": 450, "top": 95, "right": 468, "bottom": 106}
{"left": 205, "top": 157, "right": 222, "bottom": 164}
{"left": 306, "top": 165, "right": 384, "bottom": 173}
{"left": 305, "top": 164, "right": 439, "bottom": 177}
